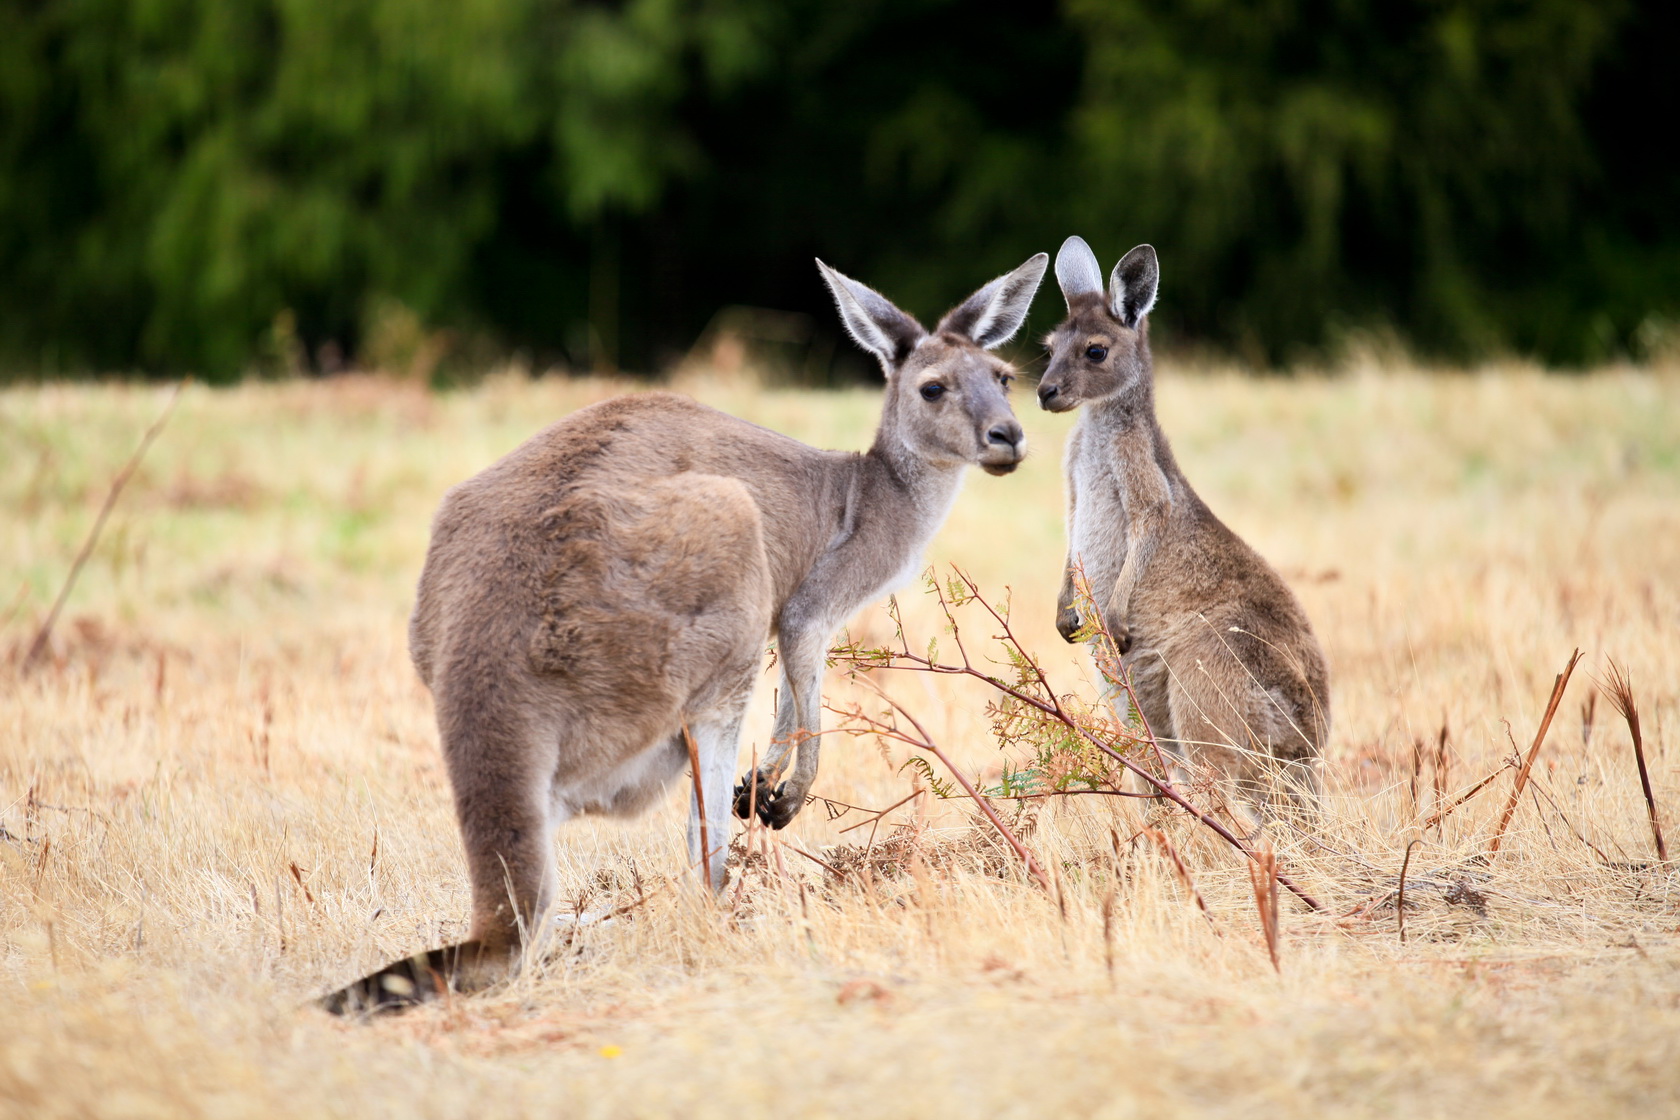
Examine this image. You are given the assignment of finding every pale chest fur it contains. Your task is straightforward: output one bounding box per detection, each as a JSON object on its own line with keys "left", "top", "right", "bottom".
{"left": 1065, "top": 415, "right": 1128, "bottom": 593}
{"left": 877, "top": 473, "right": 965, "bottom": 601}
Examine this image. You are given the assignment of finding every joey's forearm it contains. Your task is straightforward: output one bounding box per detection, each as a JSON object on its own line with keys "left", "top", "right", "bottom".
{"left": 1107, "top": 517, "right": 1162, "bottom": 647}
{"left": 1056, "top": 559, "right": 1081, "bottom": 642}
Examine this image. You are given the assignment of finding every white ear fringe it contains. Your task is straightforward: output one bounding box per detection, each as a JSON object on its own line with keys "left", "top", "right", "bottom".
{"left": 966, "top": 253, "right": 1049, "bottom": 349}
{"left": 816, "top": 259, "right": 902, "bottom": 365}
{"left": 1055, "top": 235, "right": 1104, "bottom": 306}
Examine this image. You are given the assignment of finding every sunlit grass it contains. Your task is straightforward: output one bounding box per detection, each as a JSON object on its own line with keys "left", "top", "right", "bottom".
{"left": 2, "top": 361, "right": 1678, "bottom": 1118}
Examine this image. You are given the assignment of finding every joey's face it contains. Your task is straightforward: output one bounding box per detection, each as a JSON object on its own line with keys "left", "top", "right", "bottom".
{"left": 1037, "top": 300, "right": 1144, "bottom": 412}
{"left": 1039, "top": 237, "right": 1159, "bottom": 413}
{"left": 896, "top": 333, "right": 1025, "bottom": 475}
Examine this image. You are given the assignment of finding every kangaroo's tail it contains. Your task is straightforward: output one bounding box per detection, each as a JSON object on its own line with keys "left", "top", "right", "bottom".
{"left": 318, "top": 939, "right": 505, "bottom": 1016}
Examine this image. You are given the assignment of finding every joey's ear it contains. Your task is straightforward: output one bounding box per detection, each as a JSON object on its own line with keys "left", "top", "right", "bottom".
{"left": 1055, "top": 235, "right": 1104, "bottom": 307}
{"left": 937, "top": 252, "right": 1049, "bottom": 350}
{"left": 815, "top": 259, "right": 926, "bottom": 375}
{"left": 1108, "top": 244, "right": 1158, "bottom": 329}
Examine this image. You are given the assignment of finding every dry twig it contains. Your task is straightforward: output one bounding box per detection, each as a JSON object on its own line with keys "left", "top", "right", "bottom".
{"left": 1143, "top": 827, "right": 1220, "bottom": 932}
{"left": 23, "top": 381, "right": 184, "bottom": 672}
{"left": 846, "top": 676, "right": 1051, "bottom": 892}
{"left": 1396, "top": 839, "right": 1422, "bottom": 943}
{"left": 1248, "top": 845, "right": 1281, "bottom": 972}
{"left": 832, "top": 567, "right": 1325, "bottom": 912}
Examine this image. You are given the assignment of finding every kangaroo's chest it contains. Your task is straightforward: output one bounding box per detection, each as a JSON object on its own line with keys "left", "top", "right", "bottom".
{"left": 1067, "top": 422, "right": 1131, "bottom": 576}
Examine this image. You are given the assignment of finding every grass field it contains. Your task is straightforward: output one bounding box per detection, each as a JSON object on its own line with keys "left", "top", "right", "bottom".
{"left": 3, "top": 361, "right": 1679, "bottom": 1118}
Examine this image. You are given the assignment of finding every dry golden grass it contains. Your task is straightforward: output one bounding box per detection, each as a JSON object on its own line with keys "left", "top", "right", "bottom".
{"left": 3, "top": 361, "right": 1679, "bottom": 1119}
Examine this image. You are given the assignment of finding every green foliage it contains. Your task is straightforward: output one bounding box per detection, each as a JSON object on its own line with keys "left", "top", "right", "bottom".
{"left": 897, "top": 755, "right": 955, "bottom": 800}
{"left": 1063, "top": 0, "right": 1642, "bottom": 363}
{"left": 0, "top": 0, "right": 779, "bottom": 378}
{"left": 0, "top": 0, "right": 1674, "bottom": 376}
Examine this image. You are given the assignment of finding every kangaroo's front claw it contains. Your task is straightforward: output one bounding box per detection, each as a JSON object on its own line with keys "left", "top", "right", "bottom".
{"left": 733, "top": 774, "right": 783, "bottom": 823}
{"left": 758, "top": 782, "right": 805, "bottom": 829}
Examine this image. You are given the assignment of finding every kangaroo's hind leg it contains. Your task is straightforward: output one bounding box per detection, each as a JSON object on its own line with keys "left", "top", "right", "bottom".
{"left": 1162, "top": 632, "right": 1319, "bottom": 828}
{"left": 687, "top": 706, "right": 749, "bottom": 889}
{"left": 321, "top": 674, "right": 560, "bottom": 1015}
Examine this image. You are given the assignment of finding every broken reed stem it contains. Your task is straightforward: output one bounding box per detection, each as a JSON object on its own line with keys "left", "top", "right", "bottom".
{"left": 23, "top": 381, "right": 184, "bottom": 672}
{"left": 1487, "top": 649, "right": 1582, "bottom": 860}
{"left": 1247, "top": 845, "right": 1281, "bottom": 973}
{"left": 1396, "top": 838, "right": 1422, "bottom": 943}
{"left": 854, "top": 677, "right": 1051, "bottom": 892}
{"left": 1599, "top": 659, "right": 1669, "bottom": 863}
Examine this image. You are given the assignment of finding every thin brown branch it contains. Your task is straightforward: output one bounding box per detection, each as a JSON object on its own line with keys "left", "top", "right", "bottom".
{"left": 23, "top": 381, "right": 184, "bottom": 672}
{"left": 990, "top": 788, "right": 1158, "bottom": 801}
{"left": 852, "top": 677, "right": 1051, "bottom": 892}
{"left": 835, "top": 790, "right": 924, "bottom": 834}
{"left": 1421, "top": 764, "right": 1511, "bottom": 830}
{"left": 1598, "top": 659, "right": 1668, "bottom": 863}
{"left": 786, "top": 845, "right": 845, "bottom": 878}
{"left": 1487, "top": 649, "right": 1582, "bottom": 860}
{"left": 681, "top": 724, "right": 713, "bottom": 881}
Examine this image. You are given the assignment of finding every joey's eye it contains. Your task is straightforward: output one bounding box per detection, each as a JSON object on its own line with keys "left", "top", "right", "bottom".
{"left": 997, "top": 372, "right": 1014, "bottom": 388}
{"left": 1085, "top": 345, "right": 1108, "bottom": 362}
{"left": 920, "top": 383, "right": 946, "bottom": 401}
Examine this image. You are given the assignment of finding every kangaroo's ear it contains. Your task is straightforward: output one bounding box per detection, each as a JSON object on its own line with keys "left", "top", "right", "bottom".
{"left": 1108, "top": 244, "right": 1158, "bottom": 329}
{"left": 938, "top": 252, "right": 1049, "bottom": 350}
{"left": 815, "top": 259, "right": 926, "bottom": 376}
{"left": 1055, "top": 235, "right": 1104, "bottom": 308}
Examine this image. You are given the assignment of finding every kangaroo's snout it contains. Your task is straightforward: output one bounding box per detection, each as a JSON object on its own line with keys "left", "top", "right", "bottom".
{"left": 980, "top": 416, "right": 1025, "bottom": 476}
{"left": 987, "top": 420, "right": 1022, "bottom": 449}
{"left": 1038, "top": 376, "right": 1076, "bottom": 412}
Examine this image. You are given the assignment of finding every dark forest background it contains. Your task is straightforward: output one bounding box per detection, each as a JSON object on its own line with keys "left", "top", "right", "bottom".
{"left": 2, "top": 0, "right": 1675, "bottom": 380}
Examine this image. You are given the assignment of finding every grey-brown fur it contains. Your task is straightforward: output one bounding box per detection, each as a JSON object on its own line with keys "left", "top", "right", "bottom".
{"left": 1039, "top": 236, "right": 1329, "bottom": 811}
{"left": 319, "top": 252, "right": 1047, "bottom": 1013}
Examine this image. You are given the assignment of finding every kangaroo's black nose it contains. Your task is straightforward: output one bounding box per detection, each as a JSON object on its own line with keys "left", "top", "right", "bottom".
{"left": 987, "top": 422, "right": 1022, "bottom": 448}
{"left": 1038, "top": 383, "right": 1059, "bottom": 405}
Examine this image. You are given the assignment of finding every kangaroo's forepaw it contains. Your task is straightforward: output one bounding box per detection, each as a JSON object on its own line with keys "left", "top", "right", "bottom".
{"left": 733, "top": 774, "right": 780, "bottom": 822}
{"left": 1055, "top": 606, "right": 1081, "bottom": 643}
{"left": 732, "top": 774, "right": 799, "bottom": 828}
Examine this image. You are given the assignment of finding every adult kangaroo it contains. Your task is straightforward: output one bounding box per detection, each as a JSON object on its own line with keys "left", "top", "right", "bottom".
{"left": 319, "top": 252, "right": 1047, "bottom": 1014}
{"left": 1039, "top": 236, "right": 1328, "bottom": 814}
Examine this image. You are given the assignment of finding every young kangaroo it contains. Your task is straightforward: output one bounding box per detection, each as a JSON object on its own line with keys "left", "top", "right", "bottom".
{"left": 1038, "top": 236, "right": 1328, "bottom": 812}
{"left": 319, "top": 252, "right": 1048, "bottom": 1014}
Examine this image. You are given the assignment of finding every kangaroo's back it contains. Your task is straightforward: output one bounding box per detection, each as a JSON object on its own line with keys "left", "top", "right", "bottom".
{"left": 409, "top": 393, "right": 843, "bottom": 683}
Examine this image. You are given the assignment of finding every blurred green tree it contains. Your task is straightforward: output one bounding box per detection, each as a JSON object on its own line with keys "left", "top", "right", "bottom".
{"left": 0, "top": 0, "right": 1672, "bottom": 377}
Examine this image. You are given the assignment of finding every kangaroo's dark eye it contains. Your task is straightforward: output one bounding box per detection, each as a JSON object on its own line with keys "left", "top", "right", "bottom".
{"left": 920, "top": 383, "right": 946, "bottom": 401}
{"left": 997, "top": 372, "right": 1014, "bottom": 388}
{"left": 1086, "top": 345, "right": 1108, "bottom": 362}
